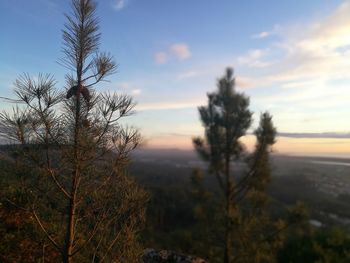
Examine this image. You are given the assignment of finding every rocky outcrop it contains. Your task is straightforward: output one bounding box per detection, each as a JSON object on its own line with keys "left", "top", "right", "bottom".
{"left": 143, "top": 249, "right": 208, "bottom": 263}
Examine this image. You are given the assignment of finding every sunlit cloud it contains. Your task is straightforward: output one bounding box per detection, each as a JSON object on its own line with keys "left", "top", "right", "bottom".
{"left": 154, "top": 52, "right": 168, "bottom": 64}
{"left": 236, "top": 76, "right": 255, "bottom": 89}
{"left": 278, "top": 132, "right": 350, "bottom": 139}
{"left": 106, "top": 81, "right": 142, "bottom": 96}
{"left": 247, "top": 1, "right": 350, "bottom": 85}
{"left": 251, "top": 24, "right": 281, "bottom": 39}
{"left": 252, "top": 31, "right": 271, "bottom": 39}
{"left": 237, "top": 49, "right": 271, "bottom": 68}
{"left": 143, "top": 134, "right": 193, "bottom": 149}
{"left": 177, "top": 70, "right": 199, "bottom": 80}
{"left": 234, "top": 1, "right": 350, "bottom": 136}
{"left": 144, "top": 132, "right": 350, "bottom": 156}
{"left": 274, "top": 137, "right": 350, "bottom": 157}
{"left": 112, "top": 0, "right": 128, "bottom": 11}
{"left": 131, "top": 89, "right": 141, "bottom": 96}
{"left": 170, "top": 43, "right": 191, "bottom": 60}
{"left": 137, "top": 0, "right": 350, "bottom": 147}
{"left": 114, "top": 82, "right": 132, "bottom": 90}
{"left": 138, "top": 100, "right": 202, "bottom": 111}
{"left": 154, "top": 43, "right": 191, "bottom": 64}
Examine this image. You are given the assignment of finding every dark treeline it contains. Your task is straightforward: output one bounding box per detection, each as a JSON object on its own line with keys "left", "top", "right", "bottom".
{"left": 2, "top": 149, "right": 350, "bottom": 262}
{"left": 133, "top": 157, "right": 350, "bottom": 263}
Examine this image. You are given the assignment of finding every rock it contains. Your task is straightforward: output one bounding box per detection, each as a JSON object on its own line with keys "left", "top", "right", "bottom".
{"left": 143, "top": 248, "right": 208, "bottom": 263}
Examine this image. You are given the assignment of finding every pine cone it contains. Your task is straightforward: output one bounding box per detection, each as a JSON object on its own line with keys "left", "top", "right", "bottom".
{"left": 66, "top": 85, "right": 78, "bottom": 99}
{"left": 80, "top": 86, "right": 91, "bottom": 103}
{"left": 66, "top": 85, "right": 90, "bottom": 103}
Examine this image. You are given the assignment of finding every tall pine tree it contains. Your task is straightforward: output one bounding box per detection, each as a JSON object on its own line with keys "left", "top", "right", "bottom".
{"left": 193, "top": 68, "right": 252, "bottom": 263}
{"left": 0, "top": 1, "right": 147, "bottom": 262}
{"left": 233, "top": 112, "right": 285, "bottom": 263}
{"left": 194, "top": 68, "right": 284, "bottom": 263}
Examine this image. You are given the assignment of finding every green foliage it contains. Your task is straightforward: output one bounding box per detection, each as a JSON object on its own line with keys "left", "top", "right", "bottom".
{"left": 193, "top": 68, "right": 252, "bottom": 173}
{"left": 279, "top": 227, "right": 350, "bottom": 263}
{"left": 193, "top": 68, "right": 254, "bottom": 262}
{"left": 0, "top": 0, "right": 146, "bottom": 262}
{"left": 193, "top": 68, "right": 290, "bottom": 263}
{"left": 231, "top": 113, "right": 284, "bottom": 263}
{"left": 0, "top": 158, "right": 60, "bottom": 262}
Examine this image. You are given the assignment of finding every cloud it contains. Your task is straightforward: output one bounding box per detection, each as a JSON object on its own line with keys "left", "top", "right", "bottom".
{"left": 170, "top": 43, "right": 191, "bottom": 60}
{"left": 237, "top": 49, "right": 271, "bottom": 68}
{"left": 112, "top": 0, "right": 128, "bottom": 11}
{"left": 110, "top": 82, "right": 142, "bottom": 96}
{"left": 236, "top": 76, "right": 255, "bottom": 88}
{"left": 229, "top": 2, "right": 350, "bottom": 135}
{"left": 177, "top": 70, "right": 199, "bottom": 80}
{"left": 131, "top": 89, "right": 141, "bottom": 96}
{"left": 262, "top": 2, "right": 350, "bottom": 83}
{"left": 278, "top": 132, "right": 350, "bottom": 139}
{"left": 251, "top": 25, "right": 281, "bottom": 39}
{"left": 138, "top": 100, "right": 202, "bottom": 111}
{"left": 154, "top": 43, "right": 191, "bottom": 64}
{"left": 252, "top": 31, "right": 271, "bottom": 39}
{"left": 154, "top": 52, "right": 168, "bottom": 64}
{"left": 237, "top": 1, "right": 350, "bottom": 97}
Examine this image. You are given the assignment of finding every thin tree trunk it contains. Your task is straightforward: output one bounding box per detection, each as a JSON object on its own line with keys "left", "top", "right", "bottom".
{"left": 224, "top": 137, "right": 231, "bottom": 263}
{"left": 224, "top": 155, "right": 231, "bottom": 263}
{"left": 64, "top": 45, "right": 83, "bottom": 261}
{"left": 64, "top": 169, "right": 79, "bottom": 263}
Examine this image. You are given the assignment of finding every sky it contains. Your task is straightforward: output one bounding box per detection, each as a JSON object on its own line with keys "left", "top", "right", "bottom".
{"left": 1, "top": 0, "right": 350, "bottom": 156}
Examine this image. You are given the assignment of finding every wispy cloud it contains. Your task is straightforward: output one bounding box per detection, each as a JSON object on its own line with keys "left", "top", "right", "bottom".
{"left": 154, "top": 43, "right": 192, "bottom": 64}
{"left": 233, "top": 0, "right": 350, "bottom": 115}
{"left": 112, "top": 0, "right": 128, "bottom": 11}
{"left": 131, "top": 89, "right": 141, "bottom": 96}
{"left": 154, "top": 52, "right": 168, "bottom": 65}
{"left": 237, "top": 49, "right": 271, "bottom": 68}
{"left": 278, "top": 132, "right": 350, "bottom": 139}
{"left": 170, "top": 43, "right": 191, "bottom": 60}
{"left": 248, "top": 1, "right": 350, "bottom": 83}
{"left": 252, "top": 31, "right": 271, "bottom": 39}
{"left": 114, "top": 82, "right": 132, "bottom": 89}
{"left": 138, "top": 100, "right": 202, "bottom": 111}
{"left": 251, "top": 24, "right": 281, "bottom": 39}
{"left": 107, "top": 81, "right": 142, "bottom": 96}
{"left": 177, "top": 70, "right": 200, "bottom": 80}
{"left": 236, "top": 76, "right": 255, "bottom": 88}
{"left": 228, "top": 2, "right": 350, "bottom": 135}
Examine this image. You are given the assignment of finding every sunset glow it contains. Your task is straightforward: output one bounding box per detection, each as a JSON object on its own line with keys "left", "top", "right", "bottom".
{"left": 1, "top": 0, "right": 350, "bottom": 156}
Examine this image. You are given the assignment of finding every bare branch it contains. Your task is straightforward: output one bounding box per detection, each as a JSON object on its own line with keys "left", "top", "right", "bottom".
{"left": 32, "top": 209, "right": 62, "bottom": 252}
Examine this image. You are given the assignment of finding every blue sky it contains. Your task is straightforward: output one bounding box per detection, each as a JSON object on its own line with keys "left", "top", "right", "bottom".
{"left": 1, "top": 0, "right": 350, "bottom": 155}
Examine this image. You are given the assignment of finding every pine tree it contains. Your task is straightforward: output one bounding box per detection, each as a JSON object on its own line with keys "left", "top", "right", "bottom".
{"left": 194, "top": 68, "right": 289, "bottom": 263}
{"left": 193, "top": 68, "right": 253, "bottom": 263}
{"left": 0, "top": 0, "right": 147, "bottom": 262}
{"left": 233, "top": 112, "right": 284, "bottom": 263}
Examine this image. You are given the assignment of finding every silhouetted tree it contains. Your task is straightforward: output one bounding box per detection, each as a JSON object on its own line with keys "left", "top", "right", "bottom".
{"left": 193, "top": 68, "right": 253, "bottom": 263}
{"left": 232, "top": 112, "right": 285, "bottom": 263}
{"left": 194, "top": 68, "right": 296, "bottom": 263}
{"left": 0, "top": 0, "right": 147, "bottom": 262}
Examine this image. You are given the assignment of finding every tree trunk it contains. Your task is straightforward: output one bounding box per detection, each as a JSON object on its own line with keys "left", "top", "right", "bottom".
{"left": 63, "top": 77, "right": 82, "bottom": 263}
{"left": 224, "top": 152, "right": 231, "bottom": 263}
{"left": 63, "top": 170, "right": 78, "bottom": 263}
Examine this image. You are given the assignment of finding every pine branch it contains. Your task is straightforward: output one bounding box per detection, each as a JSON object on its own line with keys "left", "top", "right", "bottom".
{"left": 32, "top": 209, "right": 62, "bottom": 252}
